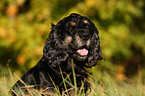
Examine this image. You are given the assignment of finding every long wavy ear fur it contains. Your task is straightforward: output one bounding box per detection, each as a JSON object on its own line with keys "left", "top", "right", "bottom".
{"left": 43, "top": 21, "right": 69, "bottom": 67}
{"left": 87, "top": 25, "right": 103, "bottom": 67}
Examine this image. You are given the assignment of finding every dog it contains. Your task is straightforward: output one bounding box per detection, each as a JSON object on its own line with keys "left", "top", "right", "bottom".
{"left": 11, "top": 13, "right": 103, "bottom": 95}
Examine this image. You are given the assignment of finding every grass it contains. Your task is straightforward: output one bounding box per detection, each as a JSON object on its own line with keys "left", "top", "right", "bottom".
{"left": 0, "top": 63, "right": 145, "bottom": 96}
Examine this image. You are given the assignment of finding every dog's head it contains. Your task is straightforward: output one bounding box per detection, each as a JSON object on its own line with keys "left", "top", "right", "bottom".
{"left": 43, "top": 13, "right": 103, "bottom": 68}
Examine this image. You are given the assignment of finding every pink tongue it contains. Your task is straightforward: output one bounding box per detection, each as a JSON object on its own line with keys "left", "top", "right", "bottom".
{"left": 77, "top": 49, "right": 88, "bottom": 56}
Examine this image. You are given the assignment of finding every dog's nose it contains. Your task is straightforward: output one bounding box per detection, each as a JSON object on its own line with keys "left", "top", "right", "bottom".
{"left": 78, "top": 30, "right": 90, "bottom": 40}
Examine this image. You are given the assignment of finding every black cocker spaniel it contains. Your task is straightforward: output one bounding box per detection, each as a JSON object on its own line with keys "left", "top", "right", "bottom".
{"left": 11, "top": 13, "right": 103, "bottom": 95}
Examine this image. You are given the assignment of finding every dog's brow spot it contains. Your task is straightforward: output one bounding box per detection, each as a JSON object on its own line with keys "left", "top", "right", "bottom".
{"left": 83, "top": 20, "right": 88, "bottom": 24}
{"left": 71, "top": 21, "right": 76, "bottom": 26}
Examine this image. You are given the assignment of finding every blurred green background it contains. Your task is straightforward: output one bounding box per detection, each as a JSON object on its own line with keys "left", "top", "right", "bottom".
{"left": 0, "top": 0, "right": 145, "bottom": 82}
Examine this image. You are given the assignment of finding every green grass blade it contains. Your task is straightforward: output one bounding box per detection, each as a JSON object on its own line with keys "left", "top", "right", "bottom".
{"left": 71, "top": 59, "right": 77, "bottom": 95}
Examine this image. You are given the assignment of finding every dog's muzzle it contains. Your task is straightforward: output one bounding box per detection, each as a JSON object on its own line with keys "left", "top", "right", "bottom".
{"left": 78, "top": 29, "right": 90, "bottom": 40}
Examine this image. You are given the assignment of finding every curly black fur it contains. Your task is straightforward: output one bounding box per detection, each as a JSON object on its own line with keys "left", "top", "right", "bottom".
{"left": 11, "top": 13, "right": 103, "bottom": 95}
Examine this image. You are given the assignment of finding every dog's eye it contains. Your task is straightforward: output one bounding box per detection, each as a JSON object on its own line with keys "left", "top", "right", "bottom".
{"left": 86, "top": 25, "right": 90, "bottom": 29}
{"left": 83, "top": 20, "right": 90, "bottom": 29}
{"left": 68, "top": 27, "right": 72, "bottom": 30}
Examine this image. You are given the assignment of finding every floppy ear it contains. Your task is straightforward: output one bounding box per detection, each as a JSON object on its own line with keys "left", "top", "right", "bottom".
{"left": 87, "top": 27, "right": 103, "bottom": 67}
{"left": 43, "top": 22, "right": 69, "bottom": 67}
